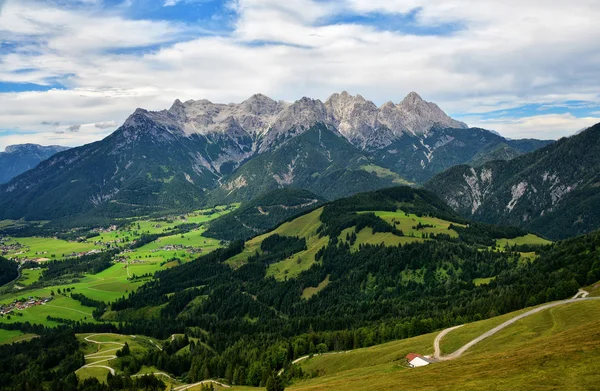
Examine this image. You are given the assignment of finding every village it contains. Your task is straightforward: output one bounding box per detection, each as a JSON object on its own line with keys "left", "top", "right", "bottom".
{"left": 0, "top": 296, "right": 54, "bottom": 316}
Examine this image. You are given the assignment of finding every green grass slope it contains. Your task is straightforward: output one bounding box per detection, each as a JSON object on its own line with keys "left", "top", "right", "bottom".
{"left": 292, "top": 299, "right": 600, "bottom": 390}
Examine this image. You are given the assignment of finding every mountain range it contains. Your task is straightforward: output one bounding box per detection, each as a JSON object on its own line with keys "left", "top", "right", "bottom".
{"left": 426, "top": 123, "right": 600, "bottom": 240}
{"left": 0, "top": 92, "right": 552, "bottom": 221}
{"left": 0, "top": 144, "right": 69, "bottom": 184}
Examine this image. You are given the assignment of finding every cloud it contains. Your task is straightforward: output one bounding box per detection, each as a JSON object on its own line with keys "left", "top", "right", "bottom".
{"left": 163, "top": 0, "right": 181, "bottom": 6}
{"left": 41, "top": 121, "right": 61, "bottom": 126}
{"left": 67, "top": 124, "right": 81, "bottom": 132}
{"left": 95, "top": 121, "right": 118, "bottom": 129}
{"left": 468, "top": 113, "right": 600, "bottom": 140}
{"left": 1, "top": 0, "right": 600, "bottom": 149}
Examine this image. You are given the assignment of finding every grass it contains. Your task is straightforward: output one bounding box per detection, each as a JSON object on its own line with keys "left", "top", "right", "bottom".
{"left": 0, "top": 329, "right": 37, "bottom": 345}
{"left": 300, "top": 332, "right": 435, "bottom": 376}
{"left": 583, "top": 280, "right": 600, "bottom": 297}
{"left": 302, "top": 275, "right": 330, "bottom": 300}
{"left": 0, "top": 294, "right": 96, "bottom": 326}
{"left": 226, "top": 208, "right": 326, "bottom": 279}
{"left": 351, "top": 227, "right": 424, "bottom": 250}
{"left": 368, "top": 210, "right": 462, "bottom": 238}
{"left": 2, "top": 237, "right": 99, "bottom": 260}
{"left": 495, "top": 234, "right": 552, "bottom": 247}
{"left": 125, "top": 227, "right": 222, "bottom": 264}
{"left": 75, "top": 333, "right": 177, "bottom": 384}
{"left": 290, "top": 300, "right": 600, "bottom": 391}
{"left": 0, "top": 207, "right": 235, "bottom": 327}
{"left": 360, "top": 165, "right": 413, "bottom": 185}
{"left": 472, "top": 276, "right": 495, "bottom": 286}
{"left": 77, "top": 366, "right": 111, "bottom": 383}
{"left": 17, "top": 268, "right": 43, "bottom": 286}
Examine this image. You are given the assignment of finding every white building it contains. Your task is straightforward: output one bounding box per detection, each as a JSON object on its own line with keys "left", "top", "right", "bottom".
{"left": 406, "top": 353, "right": 433, "bottom": 367}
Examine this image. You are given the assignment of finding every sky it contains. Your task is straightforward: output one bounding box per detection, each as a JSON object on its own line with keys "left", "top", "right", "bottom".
{"left": 1, "top": 0, "right": 600, "bottom": 151}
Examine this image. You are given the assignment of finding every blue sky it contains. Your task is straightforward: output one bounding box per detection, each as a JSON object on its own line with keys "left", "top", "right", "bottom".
{"left": 1, "top": 0, "right": 600, "bottom": 149}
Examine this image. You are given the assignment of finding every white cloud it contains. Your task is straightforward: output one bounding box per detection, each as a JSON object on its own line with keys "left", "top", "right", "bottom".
{"left": 468, "top": 113, "right": 600, "bottom": 139}
{"left": 1, "top": 0, "right": 600, "bottom": 149}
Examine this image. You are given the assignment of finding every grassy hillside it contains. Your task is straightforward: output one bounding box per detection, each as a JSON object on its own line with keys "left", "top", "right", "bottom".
{"left": 204, "top": 188, "right": 326, "bottom": 242}
{"left": 291, "top": 299, "right": 600, "bottom": 390}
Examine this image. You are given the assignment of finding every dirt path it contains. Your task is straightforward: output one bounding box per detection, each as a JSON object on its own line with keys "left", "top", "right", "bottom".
{"left": 45, "top": 304, "right": 93, "bottom": 316}
{"left": 278, "top": 351, "right": 349, "bottom": 376}
{"left": 433, "top": 325, "right": 463, "bottom": 359}
{"left": 173, "top": 380, "right": 231, "bottom": 390}
{"left": 434, "top": 294, "right": 597, "bottom": 361}
{"left": 573, "top": 289, "right": 590, "bottom": 299}
{"left": 132, "top": 372, "right": 175, "bottom": 380}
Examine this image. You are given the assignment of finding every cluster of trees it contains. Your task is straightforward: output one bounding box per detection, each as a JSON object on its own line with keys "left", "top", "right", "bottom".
{"left": 40, "top": 250, "right": 118, "bottom": 282}
{"left": 204, "top": 188, "right": 324, "bottom": 242}
{"left": 0, "top": 256, "right": 18, "bottom": 286}
{"left": 70, "top": 293, "right": 107, "bottom": 320}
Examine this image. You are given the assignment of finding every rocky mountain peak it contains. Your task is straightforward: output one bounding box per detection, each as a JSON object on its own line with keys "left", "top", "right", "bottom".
{"left": 400, "top": 91, "right": 426, "bottom": 107}
{"left": 4, "top": 144, "right": 68, "bottom": 154}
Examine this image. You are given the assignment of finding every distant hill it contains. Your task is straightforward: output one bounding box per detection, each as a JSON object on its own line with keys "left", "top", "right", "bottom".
{"left": 425, "top": 123, "right": 600, "bottom": 240}
{"left": 204, "top": 188, "right": 326, "bottom": 241}
{"left": 0, "top": 144, "right": 69, "bottom": 184}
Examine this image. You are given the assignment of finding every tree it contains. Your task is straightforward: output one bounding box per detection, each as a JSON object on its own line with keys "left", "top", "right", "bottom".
{"left": 266, "top": 373, "right": 285, "bottom": 391}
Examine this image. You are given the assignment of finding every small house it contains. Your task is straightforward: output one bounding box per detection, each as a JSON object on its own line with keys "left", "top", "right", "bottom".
{"left": 406, "top": 353, "right": 433, "bottom": 368}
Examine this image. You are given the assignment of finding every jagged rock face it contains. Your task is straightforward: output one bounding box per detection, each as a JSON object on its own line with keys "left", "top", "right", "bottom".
{"left": 140, "top": 91, "right": 467, "bottom": 153}
{"left": 395, "top": 92, "right": 467, "bottom": 135}
{"left": 169, "top": 94, "right": 287, "bottom": 138}
{"left": 425, "top": 124, "right": 600, "bottom": 240}
{"left": 325, "top": 92, "right": 394, "bottom": 151}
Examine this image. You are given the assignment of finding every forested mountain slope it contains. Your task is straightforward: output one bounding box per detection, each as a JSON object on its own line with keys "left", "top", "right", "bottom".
{"left": 426, "top": 123, "right": 600, "bottom": 240}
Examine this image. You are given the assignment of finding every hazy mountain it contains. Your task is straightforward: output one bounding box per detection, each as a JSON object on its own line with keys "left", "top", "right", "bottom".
{"left": 425, "top": 123, "right": 600, "bottom": 239}
{"left": 0, "top": 144, "right": 69, "bottom": 184}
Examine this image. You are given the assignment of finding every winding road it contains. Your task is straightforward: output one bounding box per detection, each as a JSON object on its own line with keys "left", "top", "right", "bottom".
{"left": 76, "top": 334, "right": 125, "bottom": 376}
{"left": 433, "top": 292, "right": 599, "bottom": 361}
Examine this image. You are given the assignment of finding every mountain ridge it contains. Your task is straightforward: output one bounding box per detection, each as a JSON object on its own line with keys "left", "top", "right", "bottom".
{"left": 0, "top": 143, "right": 69, "bottom": 184}
{"left": 0, "top": 92, "right": 552, "bottom": 221}
{"left": 425, "top": 123, "right": 600, "bottom": 239}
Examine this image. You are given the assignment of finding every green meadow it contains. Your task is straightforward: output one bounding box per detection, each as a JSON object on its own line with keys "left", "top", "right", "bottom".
{"left": 291, "top": 300, "right": 600, "bottom": 391}
{"left": 0, "top": 329, "right": 37, "bottom": 345}
{"left": 0, "top": 206, "right": 234, "bottom": 328}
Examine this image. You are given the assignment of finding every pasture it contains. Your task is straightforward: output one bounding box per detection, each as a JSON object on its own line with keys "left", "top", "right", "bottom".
{"left": 291, "top": 300, "right": 600, "bottom": 391}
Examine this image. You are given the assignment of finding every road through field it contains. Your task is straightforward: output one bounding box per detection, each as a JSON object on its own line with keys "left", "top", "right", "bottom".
{"left": 434, "top": 293, "right": 598, "bottom": 361}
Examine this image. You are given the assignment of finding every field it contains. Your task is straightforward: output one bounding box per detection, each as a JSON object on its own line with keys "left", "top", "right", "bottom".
{"left": 16, "top": 268, "right": 43, "bottom": 286}
{"left": 1, "top": 236, "right": 100, "bottom": 261}
{"left": 368, "top": 210, "right": 463, "bottom": 238}
{"left": 360, "top": 164, "right": 413, "bottom": 185}
{"left": 301, "top": 275, "right": 330, "bottom": 300}
{"left": 0, "top": 207, "right": 234, "bottom": 328}
{"left": 495, "top": 234, "right": 552, "bottom": 247}
{"left": 124, "top": 227, "right": 222, "bottom": 264}
{"left": 0, "top": 329, "right": 37, "bottom": 345}
{"left": 290, "top": 300, "right": 600, "bottom": 390}
{"left": 226, "top": 208, "right": 328, "bottom": 280}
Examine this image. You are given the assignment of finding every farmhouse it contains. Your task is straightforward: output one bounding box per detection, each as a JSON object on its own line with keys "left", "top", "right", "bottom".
{"left": 406, "top": 353, "right": 434, "bottom": 368}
